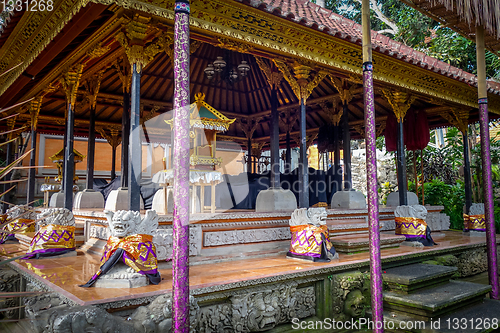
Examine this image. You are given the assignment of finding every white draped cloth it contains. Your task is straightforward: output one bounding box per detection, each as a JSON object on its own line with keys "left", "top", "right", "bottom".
{"left": 152, "top": 169, "right": 223, "bottom": 185}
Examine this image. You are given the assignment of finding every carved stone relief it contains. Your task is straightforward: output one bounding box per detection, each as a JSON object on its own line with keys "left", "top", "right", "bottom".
{"left": 204, "top": 227, "right": 290, "bottom": 247}
{"left": 331, "top": 272, "right": 370, "bottom": 321}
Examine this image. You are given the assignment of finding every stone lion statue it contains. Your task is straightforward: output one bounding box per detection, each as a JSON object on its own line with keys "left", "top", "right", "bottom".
{"left": 289, "top": 207, "right": 328, "bottom": 227}
{"left": 37, "top": 208, "right": 75, "bottom": 227}
{"left": 104, "top": 210, "right": 159, "bottom": 238}
{"left": 7, "top": 205, "right": 37, "bottom": 220}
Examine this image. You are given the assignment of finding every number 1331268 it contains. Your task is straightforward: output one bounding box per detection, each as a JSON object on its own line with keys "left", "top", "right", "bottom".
{"left": 1, "top": 0, "right": 53, "bottom": 12}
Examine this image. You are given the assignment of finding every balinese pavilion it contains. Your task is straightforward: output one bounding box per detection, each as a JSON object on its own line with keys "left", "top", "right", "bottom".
{"left": 0, "top": 0, "right": 500, "bottom": 331}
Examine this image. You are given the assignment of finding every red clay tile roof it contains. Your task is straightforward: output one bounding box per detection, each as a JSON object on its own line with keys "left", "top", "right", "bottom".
{"left": 234, "top": 0, "right": 500, "bottom": 96}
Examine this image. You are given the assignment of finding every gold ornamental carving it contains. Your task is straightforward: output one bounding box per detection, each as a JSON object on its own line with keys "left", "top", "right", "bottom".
{"left": 97, "top": 127, "right": 122, "bottom": 149}
{"left": 292, "top": 131, "right": 318, "bottom": 149}
{"left": 114, "top": 58, "right": 132, "bottom": 94}
{"left": 115, "top": 16, "right": 165, "bottom": 73}
{"left": 238, "top": 117, "right": 262, "bottom": 140}
{"left": 216, "top": 37, "right": 253, "bottom": 54}
{"left": 329, "top": 76, "right": 357, "bottom": 105}
{"left": 86, "top": 42, "right": 111, "bottom": 60}
{"left": 6, "top": 117, "right": 17, "bottom": 140}
{"left": 319, "top": 101, "right": 343, "bottom": 126}
{"left": 255, "top": 56, "right": 283, "bottom": 88}
{"left": 441, "top": 108, "right": 470, "bottom": 134}
{"left": 83, "top": 70, "right": 104, "bottom": 109}
{"left": 62, "top": 64, "right": 84, "bottom": 107}
{"left": 382, "top": 90, "right": 416, "bottom": 122}
{"left": 353, "top": 125, "right": 365, "bottom": 137}
{"left": 274, "top": 60, "right": 327, "bottom": 101}
{"left": 279, "top": 109, "right": 299, "bottom": 133}
{"left": 28, "top": 96, "right": 43, "bottom": 131}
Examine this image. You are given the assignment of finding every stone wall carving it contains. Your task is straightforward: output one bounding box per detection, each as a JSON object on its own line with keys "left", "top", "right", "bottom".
{"left": 204, "top": 227, "right": 290, "bottom": 247}
{"left": 457, "top": 249, "right": 488, "bottom": 277}
{"left": 0, "top": 267, "right": 20, "bottom": 320}
{"left": 7, "top": 205, "right": 37, "bottom": 220}
{"left": 331, "top": 272, "right": 370, "bottom": 321}
{"left": 89, "top": 224, "right": 109, "bottom": 239}
{"left": 37, "top": 208, "right": 75, "bottom": 227}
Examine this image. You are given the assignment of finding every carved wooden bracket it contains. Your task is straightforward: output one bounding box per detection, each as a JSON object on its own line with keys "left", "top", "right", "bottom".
{"left": 238, "top": 117, "right": 262, "bottom": 140}
{"left": 274, "top": 59, "right": 327, "bottom": 101}
{"left": 255, "top": 56, "right": 283, "bottom": 89}
{"left": 329, "top": 75, "right": 358, "bottom": 105}
{"left": 382, "top": 89, "right": 416, "bottom": 122}
{"left": 97, "top": 127, "right": 122, "bottom": 149}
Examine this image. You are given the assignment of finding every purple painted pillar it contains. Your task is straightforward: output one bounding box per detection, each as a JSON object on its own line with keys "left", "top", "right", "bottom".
{"left": 362, "top": 0, "right": 383, "bottom": 329}
{"left": 173, "top": 0, "right": 191, "bottom": 331}
{"left": 476, "top": 25, "right": 499, "bottom": 300}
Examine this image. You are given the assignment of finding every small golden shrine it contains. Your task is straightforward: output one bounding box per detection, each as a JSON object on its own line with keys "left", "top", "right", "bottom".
{"left": 49, "top": 148, "right": 85, "bottom": 183}
{"left": 166, "top": 92, "right": 235, "bottom": 169}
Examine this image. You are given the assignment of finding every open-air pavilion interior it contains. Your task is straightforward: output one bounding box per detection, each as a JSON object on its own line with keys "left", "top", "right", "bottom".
{"left": 1, "top": 0, "right": 500, "bottom": 331}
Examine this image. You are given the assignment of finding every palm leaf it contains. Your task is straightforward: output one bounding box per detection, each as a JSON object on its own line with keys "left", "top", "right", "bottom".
{"left": 0, "top": 179, "right": 27, "bottom": 185}
{"left": 0, "top": 125, "right": 27, "bottom": 136}
{"left": 0, "top": 255, "right": 29, "bottom": 266}
{"left": 0, "top": 186, "right": 15, "bottom": 200}
{"left": 0, "top": 97, "right": 34, "bottom": 116}
{"left": 0, "top": 112, "right": 19, "bottom": 123}
{"left": 0, "top": 62, "right": 22, "bottom": 78}
{"left": 0, "top": 149, "right": 33, "bottom": 180}
{"left": 0, "top": 137, "right": 16, "bottom": 149}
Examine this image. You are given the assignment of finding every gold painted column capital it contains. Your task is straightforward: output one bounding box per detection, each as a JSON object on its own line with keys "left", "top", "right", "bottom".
{"left": 329, "top": 75, "right": 357, "bottom": 105}
{"left": 97, "top": 127, "right": 122, "bottom": 149}
{"left": 382, "top": 89, "right": 415, "bottom": 122}
{"left": 274, "top": 60, "right": 327, "bottom": 101}
{"left": 115, "top": 16, "right": 165, "bottom": 73}
{"left": 62, "top": 64, "right": 84, "bottom": 107}
{"left": 84, "top": 71, "right": 104, "bottom": 109}
{"left": 255, "top": 56, "right": 283, "bottom": 89}
{"left": 28, "top": 96, "right": 43, "bottom": 131}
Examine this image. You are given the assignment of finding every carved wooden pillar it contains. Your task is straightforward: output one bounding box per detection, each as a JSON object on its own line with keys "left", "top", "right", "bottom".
{"left": 476, "top": 25, "right": 499, "bottom": 299}
{"left": 275, "top": 60, "right": 327, "bottom": 207}
{"left": 27, "top": 96, "right": 43, "bottom": 206}
{"left": 115, "top": 59, "right": 131, "bottom": 188}
{"left": 2, "top": 118, "right": 16, "bottom": 212}
{"left": 361, "top": 0, "right": 382, "bottom": 328}
{"left": 280, "top": 109, "right": 299, "bottom": 173}
{"left": 84, "top": 72, "right": 103, "bottom": 190}
{"left": 239, "top": 118, "right": 261, "bottom": 174}
{"left": 330, "top": 77, "right": 357, "bottom": 190}
{"left": 383, "top": 90, "right": 415, "bottom": 206}
{"left": 97, "top": 128, "right": 122, "bottom": 181}
{"left": 172, "top": 0, "right": 191, "bottom": 330}
{"left": 255, "top": 57, "right": 284, "bottom": 188}
{"left": 115, "top": 16, "right": 164, "bottom": 211}
{"left": 62, "top": 64, "right": 83, "bottom": 210}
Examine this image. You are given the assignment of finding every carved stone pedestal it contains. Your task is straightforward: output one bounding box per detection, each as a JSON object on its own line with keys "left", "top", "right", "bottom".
{"left": 331, "top": 190, "right": 366, "bottom": 209}
{"left": 386, "top": 191, "right": 419, "bottom": 206}
{"left": 94, "top": 262, "right": 148, "bottom": 288}
{"left": 255, "top": 188, "right": 297, "bottom": 212}
{"left": 74, "top": 189, "right": 105, "bottom": 209}
{"left": 49, "top": 191, "right": 74, "bottom": 208}
{"left": 105, "top": 187, "right": 144, "bottom": 211}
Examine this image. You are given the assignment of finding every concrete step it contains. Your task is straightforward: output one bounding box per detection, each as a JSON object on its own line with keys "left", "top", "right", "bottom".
{"left": 379, "top": 299, "right": 500, "bottom": 333}
{"left": 383, "top": 264, "right": 458, "bottom": 294}
{"left": 330, "top": 232, "right": 406, "bottom": 253}
{"left": 383, "top": 281, "right": 492, "bottom": 320}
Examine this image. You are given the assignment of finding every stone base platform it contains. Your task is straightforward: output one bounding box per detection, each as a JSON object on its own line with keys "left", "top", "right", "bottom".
{"left": 330, "top": 232, "right": 407, "bottom": 254}
{"left": 73, "top": 207, "right": 410, "bottom": 262}
{"left": 382, "top": 263, "right": 458, "bottom": 294}
{"left": 1, "top": 231, "right": 498, "bottom": 333}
